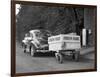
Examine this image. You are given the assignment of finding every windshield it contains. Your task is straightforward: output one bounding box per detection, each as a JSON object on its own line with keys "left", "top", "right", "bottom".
{"left": 34, "top": 31, "right": 41, "bottom": 38}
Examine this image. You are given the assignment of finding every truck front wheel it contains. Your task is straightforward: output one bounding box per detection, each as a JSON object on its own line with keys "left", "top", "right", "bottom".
{"left": 30, "top": 44, "right": 36, "bottom": 57}
{"left": 24, "top": 44, "right": 27, "bottom": 53}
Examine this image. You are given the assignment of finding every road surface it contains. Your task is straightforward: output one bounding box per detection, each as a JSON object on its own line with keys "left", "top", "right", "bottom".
{"left": 16, "top": 42, "right": 95, "bottom": 73}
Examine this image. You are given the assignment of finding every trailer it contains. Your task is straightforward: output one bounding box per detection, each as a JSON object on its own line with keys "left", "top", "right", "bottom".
{"left": 48, "top": 34, "right": 81, "bottom": 63}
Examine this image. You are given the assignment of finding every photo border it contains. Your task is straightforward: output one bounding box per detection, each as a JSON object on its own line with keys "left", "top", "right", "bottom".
{"left": 11, "top": 0, "right": 97, "bottom": 76}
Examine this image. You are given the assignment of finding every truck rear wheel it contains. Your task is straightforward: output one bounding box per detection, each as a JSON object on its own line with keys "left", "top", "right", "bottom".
{"left": 74, "top": 51, "right": 80, "bottom": 61}
{"left": 55, "top": 52, "right": 63, "bottom": 64}
{"left": 30, "top": 44, "right": 36, "bottom": 57}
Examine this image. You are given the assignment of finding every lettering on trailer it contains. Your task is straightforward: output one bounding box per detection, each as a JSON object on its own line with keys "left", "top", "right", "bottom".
{"left": 63, "top": 36, "right": 72, "bottom": 40}
{"left": 48, "top": 37, "right": 60, "bottom": 42}
{"left": 63, "top": 36, "right": 79, "bottom": 40}
{"left": 49, "top": 36, "right": 79, "bottom": 42}
{"left": 73, "top": 37, "right": 79, "bottom": 40}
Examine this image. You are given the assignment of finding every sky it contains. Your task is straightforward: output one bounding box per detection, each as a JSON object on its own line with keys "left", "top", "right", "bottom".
{"left": 16, "top": 4, "right": 21, "bottom": 15}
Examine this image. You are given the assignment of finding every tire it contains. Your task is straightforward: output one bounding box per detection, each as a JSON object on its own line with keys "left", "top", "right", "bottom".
{"left": 30, "top": 44, "right": 36, "bottom": 57}
{"left": 72, "top": 53, "right": 75, "bottom": 59}
{"left": 72, "top": 50, "right": 75, "bottom": 59}
{"left": 24, "top": 45, "right": 27, "bottom": 53}
{"left": 74, "top": 51, "right": 80, "bottom": 61}
{"left": 55, "top": 52, "right": 63, "bottom": 64}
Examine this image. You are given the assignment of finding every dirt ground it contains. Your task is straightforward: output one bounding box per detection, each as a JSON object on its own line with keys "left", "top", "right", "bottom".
{"left": 16, "top": 42, "right": 95, "bottom": 73}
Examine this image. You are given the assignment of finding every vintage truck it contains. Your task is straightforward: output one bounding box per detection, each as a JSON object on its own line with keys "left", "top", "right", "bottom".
{"left": 22, "top": 30, "right": 81, "bottom": 63}
{"left": 22, "top": 29, "right": 52, "bottom": 56}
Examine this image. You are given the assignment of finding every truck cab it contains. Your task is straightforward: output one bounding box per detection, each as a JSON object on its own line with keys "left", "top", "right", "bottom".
{"left": 22, "top": 29, "right": 52, "bottom": 56}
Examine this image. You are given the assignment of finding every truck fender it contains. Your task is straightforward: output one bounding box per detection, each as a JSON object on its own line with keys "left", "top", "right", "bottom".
{"left": 30, "top": 41, "right": 38, "bottom": 48}
{"left": 22, "top": 40, "right": 27, "bottom": 45}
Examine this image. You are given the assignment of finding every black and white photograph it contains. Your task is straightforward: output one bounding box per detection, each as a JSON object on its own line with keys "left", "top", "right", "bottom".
{"left": 11, "top": 1, "right": 97, "bottom": 76}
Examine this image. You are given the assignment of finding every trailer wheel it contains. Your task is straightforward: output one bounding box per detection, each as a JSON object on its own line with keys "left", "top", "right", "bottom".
{"left": 74, "top": 51, "right": 80, "bottom": 61}
{"left": 55, "top": 52, "right": 63, "bottom": 64}
{"left": 30, "top": 44, "right": 36, "bottom": 57}
{"left": 72, "top": 50, "right": 75, "bottom": 59}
